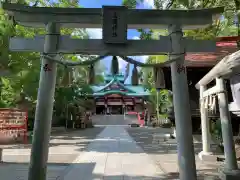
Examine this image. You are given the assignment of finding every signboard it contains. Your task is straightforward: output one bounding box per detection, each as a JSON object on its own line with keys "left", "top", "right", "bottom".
{"left": 102, "top": 6, "right": 127, "bottom": 44}
{"left": 0, "top": 108, "right": 28, "bottom": 144}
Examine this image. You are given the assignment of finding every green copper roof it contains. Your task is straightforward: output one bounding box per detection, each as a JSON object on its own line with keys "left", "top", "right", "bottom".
{"left": 95, "top": 76, "right": 135, "bottom": 93}
{"left": 94, "top": 90, "right": 149, "bottom": 96}
{"left": 90, "top": 74, "right": 150, "bottom": 97}
{"left": 104, "top": 74, "right": 125, "bottom": 82}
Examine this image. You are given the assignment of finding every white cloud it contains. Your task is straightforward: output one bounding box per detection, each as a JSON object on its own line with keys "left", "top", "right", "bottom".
{"left": 86, "top": 28, "right": 102, "bottom": 39}
{"left": 138, "top": 55, "right": 149, "bottom": 63}
{"left": 132, "top": 36, "right": 139, "bottom": 40}
{"left": 118, "top": 57, "right": 128, "bottom": 71}
{"left": 143, "top": 0, "right": 172, "bottom": 9}
{"left": 143, "top": 0, "right": 155, "bottom": 9}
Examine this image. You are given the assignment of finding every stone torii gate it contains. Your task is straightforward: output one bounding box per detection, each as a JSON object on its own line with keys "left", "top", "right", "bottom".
{"left": 2, "top": 3, "right": 223, "bottom": 180}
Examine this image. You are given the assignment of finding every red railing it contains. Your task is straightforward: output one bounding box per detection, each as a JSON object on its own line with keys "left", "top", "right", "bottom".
{"left": 126, "top": 111, "right": 144, "bottom": 126}
{"left": 216, "top": 36, "right": 240, "bottom": 42}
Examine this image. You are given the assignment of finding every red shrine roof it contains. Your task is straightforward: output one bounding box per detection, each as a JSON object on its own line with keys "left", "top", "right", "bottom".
{"left": 185, "top": 36, "right": 239, "bottom": 67}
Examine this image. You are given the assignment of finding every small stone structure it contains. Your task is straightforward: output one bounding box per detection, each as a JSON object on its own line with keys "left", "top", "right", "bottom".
{"left": 196, "top": 49, "right": 240, "bottom": 179}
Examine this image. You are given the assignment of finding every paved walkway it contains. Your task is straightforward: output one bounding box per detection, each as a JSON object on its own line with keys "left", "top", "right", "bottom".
{"left": 0, "top": 127, "right": 104, "bottom": 180}
{"left": 0, "top": 163, "right": 66, "bottom": 180}
{"left": 0, "top": 115, "right": 226, "bottom": 179}
{"left": 127, "top": 127, "right": 223, "bottom": 179}
{"left": 63, "top": 126, "right": 163, "bottom": 180}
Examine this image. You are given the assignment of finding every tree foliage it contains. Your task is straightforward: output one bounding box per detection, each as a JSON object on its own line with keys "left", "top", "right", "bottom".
{"left": 0, "top": 0, "right": 105, "bottom": 122}
{"left": 122, "top": 0, "right": 240, "bottom": 123}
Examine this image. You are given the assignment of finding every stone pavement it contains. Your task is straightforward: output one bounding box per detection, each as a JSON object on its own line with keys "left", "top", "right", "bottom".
{"left": 127, "top": 127, "right": 224, "bottom": 179}
{"left": 0, "top": 163, "right": 67, "bottom": 180}
{"left": 0, "top": 115, "right": 231, "bottom": 180}
{"left": 2, "top": 127, "right": 104, "bottom": 163}
{"left": 92, "top": 115, "right": 137, "bottom": 126}
{"left": 0, "top": 127, "right": 104, "bottom": 180}
{"left": 63, "top": 126, "right": 164, "bottom": 180}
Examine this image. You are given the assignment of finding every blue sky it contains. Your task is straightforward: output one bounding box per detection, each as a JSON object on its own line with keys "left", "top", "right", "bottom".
{"left": 79, "top": 0, "right": 153, "bottom": 80}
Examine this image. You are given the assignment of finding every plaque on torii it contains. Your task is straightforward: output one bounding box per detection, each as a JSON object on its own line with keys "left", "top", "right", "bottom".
{"left": 102, "top": 6, "right": 127, "bottom": 44}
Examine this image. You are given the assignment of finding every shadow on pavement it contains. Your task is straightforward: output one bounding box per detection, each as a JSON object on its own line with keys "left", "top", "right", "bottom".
{"left": 62, "top": 162, "right": 162, "bottom": 180}
{"left": 1, "top": 127, "right": 105, "bottom": 149}
{"left": 61, "top": 162, "right": 220, "bottom": 180}
{"left": 126, "top": 127, "right": 222, "bottom": 179}
{"left": 0, "top": 161, "right": 221, "bottom": 180}
{"left": 126, "top": 127, "right": 221, "bottom": 155}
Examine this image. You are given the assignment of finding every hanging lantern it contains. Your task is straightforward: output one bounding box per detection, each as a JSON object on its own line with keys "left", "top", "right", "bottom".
{"left": 131, "top": 65, "right": 139, "bottom": 85}
{"left": 88, "top": 64, "right": 95, "bottom": 84}
{"left": 153, "top": 67, "right": 165, "bottom": 90}
{"left": 111, "top": 56, "right": 119, "bottom": 75}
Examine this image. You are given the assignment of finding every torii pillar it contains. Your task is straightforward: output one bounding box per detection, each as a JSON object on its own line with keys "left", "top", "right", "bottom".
{"left": 28, "top": 23, "right": 59, "bottom": 180}
{"left": 168, "top": 24, "right": 197, "bottom": 179}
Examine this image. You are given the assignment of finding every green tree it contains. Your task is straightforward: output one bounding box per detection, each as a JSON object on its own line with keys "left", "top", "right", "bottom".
{"left": 0, "top": 0, "right": 105, "bottom": 128}
{"left": 123, "top": 0, "right": 240, "bottom": 127}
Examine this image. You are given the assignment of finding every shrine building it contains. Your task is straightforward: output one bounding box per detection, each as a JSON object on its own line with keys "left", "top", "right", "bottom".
{"left": 162, "top": 37, "right": 240, "bottom": 132}
{"left": 91, "top": 73, "right": 150, "bottom": 114}
{"left": 86, "top": 37, "right": 239, "bottom": 133}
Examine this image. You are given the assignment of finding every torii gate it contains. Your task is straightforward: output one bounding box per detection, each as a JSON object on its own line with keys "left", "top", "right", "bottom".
{"left": 2, "top": 3, "right": 223, "bottom": 180}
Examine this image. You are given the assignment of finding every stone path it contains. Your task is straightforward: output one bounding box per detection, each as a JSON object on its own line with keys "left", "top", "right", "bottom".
{"left": 0, "top": 127, "right": 104, "bottom": 180}
{"left": 92, "top": 115, "right": 137, "bottom": 126}
{"left": 0, "top": 163, "right": 66, "bottom": 180}
{"left": 126, "top": 127, "right": 223, "bottom": 179}
{"left": 63, "top": 126, "right": 163, "bottom": 180}
{"left": 0, "top": 115, "right": 230, "bottom": 179}
{"left": 2, "top": 127, "right": 104, "bottom": 163}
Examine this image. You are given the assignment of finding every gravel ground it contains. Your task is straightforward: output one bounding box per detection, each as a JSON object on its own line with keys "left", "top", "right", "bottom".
{"left": 126, "top": 127, "right": 223, "bottom": 180}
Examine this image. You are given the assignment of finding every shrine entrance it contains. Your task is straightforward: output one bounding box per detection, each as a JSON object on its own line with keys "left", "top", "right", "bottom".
{"left": 95, "top": 105, "right": 123, "bottom": 114}
{"left": 109, "top": 105, "right": 123, "bottom": 114}
{"left": 95, "top": 105, "right": 105, "bottom": 114}
{"left": 2, "top": 3, "right": 223, "bottom": 180}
